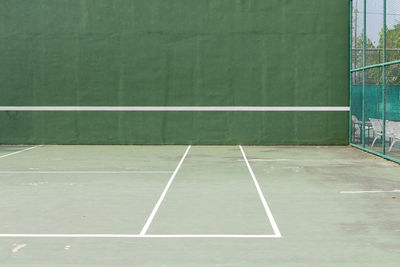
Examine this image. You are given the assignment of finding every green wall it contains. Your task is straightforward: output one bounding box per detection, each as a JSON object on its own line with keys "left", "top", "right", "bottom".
{"left": 0, "top": 0, "right": 349, "bottom": 145}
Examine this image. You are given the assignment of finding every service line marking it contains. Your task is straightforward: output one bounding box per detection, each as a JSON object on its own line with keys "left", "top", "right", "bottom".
{"left": 340, "top": 190, "right": 400, "bottom": 194}
{"left": 139, "top": 145, "right": 191, "bottom": 236}
{"left": 0, "top": 171, "right": 172, "bottom": 174}
{"left": 237, "top": 159, "right": 289, "bottom": 162}
{"left": 0, "top": 106, "right": 350, "bottom": 111}
{"left": 143, "top": 234, "right": 280, "bottom": 238}
{"left": 0, "top": 146, "right": 41, "bottom": 159}
{"left": 0, "top": 234, "right": 279, "bottom": 238}
{"left": 239, "top": 145, "right": 282, "bottom": 238}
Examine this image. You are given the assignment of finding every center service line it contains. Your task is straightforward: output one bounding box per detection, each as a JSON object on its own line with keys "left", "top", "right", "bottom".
{"left": 139, "top": 145, "right": 191, "bottom": 236}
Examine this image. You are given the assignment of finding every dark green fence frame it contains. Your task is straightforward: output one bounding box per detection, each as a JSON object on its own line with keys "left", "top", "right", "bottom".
{"left": 350, "top": 0, "right": 400, "bottom": 164}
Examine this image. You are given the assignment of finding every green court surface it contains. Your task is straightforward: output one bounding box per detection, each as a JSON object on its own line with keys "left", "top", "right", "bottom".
{"left": 0, "top": 145, "right": 399, "bottom": 266}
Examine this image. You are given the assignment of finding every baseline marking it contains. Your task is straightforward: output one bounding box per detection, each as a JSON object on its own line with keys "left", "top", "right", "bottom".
{"left": 340, "top": 190, "right": 400, "bottom": 194}
{"left": 0, "top": 106, "right": 350, "bottom": 111}
{"left": 142, "top": 234, "right": 279, "bottom": 238}
{"left": 139, "top": 145, "right": 191, "bottom": 236}
{"left": 0, "top": 234, "right": 279, "bottom": 238}
{"left": 0, "top": 171, "right": 172, "bottom": 174}
{"left": 239, "top": 145, "right": 282, "bottom": 238}
{"left": 0, "top": 146, "right": 41, "bottom": 159}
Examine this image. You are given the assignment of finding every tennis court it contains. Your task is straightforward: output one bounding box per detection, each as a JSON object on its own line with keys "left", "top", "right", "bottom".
{"left": 0, "top": 145, "right": 399, "bottom": 266}
{"left": 1, "top": 0, "right": 400, "bottom": 266}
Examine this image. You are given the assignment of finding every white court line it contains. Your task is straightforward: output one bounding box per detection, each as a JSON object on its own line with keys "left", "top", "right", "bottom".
{"left": 143, "top": 234, "right": 280, "bottom": 238}
{"left": 139, "top": 145, "right": 191, "bottom": 236}
{"left": 239, "top": 145, "right": 282, "bottom": 238}
{"left": 0, "top": 106, "right": 350, "bottom": 111}
{"left": 340, "top": 190, "right": 400, "bottom": 194}
{"left": 0, "top": 171, "right": 172, "bottom": 174}
{"left": 0, "top": 145, "right": 282, "bottom": 239}
{"left": 0, "top": 146, "right": 41, "bottom": 159}
{"left": 237, "top": 159, "right": 289, "bottom": 162}
{"left": 0, "top": 234, "right": 279, "bottom": 238}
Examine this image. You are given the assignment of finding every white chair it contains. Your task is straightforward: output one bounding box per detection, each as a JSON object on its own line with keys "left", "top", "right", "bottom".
{"left": 352, "top": 115, "right": 362, "bottom": 127}
{"left": 386, "top": 120, "right": 400, "bottom": 152}
{"left": 369, "top": 118, "right": 383, "bottom": 148}
{"left": 352, "top": 115, "right": 362, "bottom": 141}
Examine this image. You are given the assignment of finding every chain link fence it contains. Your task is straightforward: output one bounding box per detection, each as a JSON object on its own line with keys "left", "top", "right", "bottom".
{"left": 351, "top": 0, "right": 400, "bottom": 163}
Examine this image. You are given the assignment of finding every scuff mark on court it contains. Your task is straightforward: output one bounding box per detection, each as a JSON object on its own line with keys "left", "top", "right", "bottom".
{"left": 23, "top": 182, "right": 48, "bottom": 187}
{"left": 12, "top": 244, "right": 26, "bottom": 253}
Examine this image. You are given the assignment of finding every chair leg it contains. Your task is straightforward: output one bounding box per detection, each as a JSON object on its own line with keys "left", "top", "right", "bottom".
{"left": 371, "top": 136, "right": 379, "bottom": 148}
{"left": 389, "top": 140, "right": 398, "bottom": 152}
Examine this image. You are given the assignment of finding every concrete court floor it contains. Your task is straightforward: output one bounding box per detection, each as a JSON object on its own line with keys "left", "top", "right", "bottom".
{"left": 0, "top": 145, "right": 399, "bottom": 266}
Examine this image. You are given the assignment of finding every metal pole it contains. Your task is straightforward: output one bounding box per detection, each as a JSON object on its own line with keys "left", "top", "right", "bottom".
{"left": 362, "top": 0, "right": 366, "bottom": 147}
{"left": 382, "top": 0, "right": 387, "bottom": 154}
{"left": 354, "top": 0, "right": 358, "bottom": 69}
{"left": 351, "top": 59, "right": 400, "bottom": 71}
{"left": 349, "top": 0, "right": 353, "bottom": 144}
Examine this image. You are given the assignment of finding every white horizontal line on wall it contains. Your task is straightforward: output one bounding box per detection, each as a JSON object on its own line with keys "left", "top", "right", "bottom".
{"left": 0, "top": 106, "right": 350, "bottom": 111}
